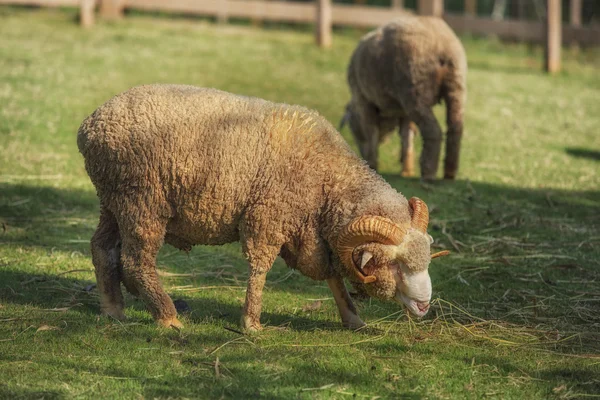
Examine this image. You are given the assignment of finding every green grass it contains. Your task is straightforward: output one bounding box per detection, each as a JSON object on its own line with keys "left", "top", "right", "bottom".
{"left": 1, "top": 6, "right": 599, "bottom": 399}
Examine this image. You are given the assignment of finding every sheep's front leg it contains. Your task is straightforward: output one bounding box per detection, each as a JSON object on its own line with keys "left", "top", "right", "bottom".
{"left": 411, "top": 108, "right": 443, "bottom": 181}
{"left": 327, "top": 276, "right": 365, "bottom": 330}
{"left": 399, "top": 119, "right": 416, "bottom": 177}
{"left": 241, "top": 245, "right": 279, "bottom": 333}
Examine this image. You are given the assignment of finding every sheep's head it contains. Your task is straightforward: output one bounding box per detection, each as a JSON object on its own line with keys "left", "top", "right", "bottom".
{"left": 337, "top": 198, "right": 449, "bottom": 318}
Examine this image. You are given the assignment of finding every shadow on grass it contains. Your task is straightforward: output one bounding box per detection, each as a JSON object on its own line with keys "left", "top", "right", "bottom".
{"left": 0, "top": 384, "right": 63, "bottom": 400}
{"left": 0, "top": 267, "right": 342, "bottom": 333}
{"left": 565, "top": 147, "right": 600, "bottom": 161}
{"left": 1, "top": 180, "right": 599, "bottom": 339}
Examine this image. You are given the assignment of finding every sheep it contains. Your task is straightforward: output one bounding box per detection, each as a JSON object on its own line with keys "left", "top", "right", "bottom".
{"left": 340, "top": 15, "right": 467, "bottom": 181}
{"left": 77, "top": 84, "right": 449, "bottom": 331}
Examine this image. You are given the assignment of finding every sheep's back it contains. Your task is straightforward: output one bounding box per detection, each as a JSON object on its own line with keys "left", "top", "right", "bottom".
{"left": 78, "top": 86, "right": 264, "bottom": 200}
{"left": 77, "top": 85, "right": 364, "bottom": 245}
{"left": 348, "top": 15, "right": 466, "bottom": 111}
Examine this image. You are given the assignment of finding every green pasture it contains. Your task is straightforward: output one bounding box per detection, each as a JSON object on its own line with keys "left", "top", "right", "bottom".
{"left": 0, "top": 6, "right": 599, "bottom": 399}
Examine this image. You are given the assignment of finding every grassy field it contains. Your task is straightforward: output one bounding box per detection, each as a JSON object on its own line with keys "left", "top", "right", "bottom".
{"left": 1, "top": 6, "right": 599, "bottom": 399}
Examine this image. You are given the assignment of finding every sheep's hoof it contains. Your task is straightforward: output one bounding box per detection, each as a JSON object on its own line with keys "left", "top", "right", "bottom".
{"left": 342, "top": 316, "right": 366, "bottom": 331}
{"left": 101, "top": 306, "right": 126, "bottom": 321}
{"left": 158, "top": 316, "right": 184, "bottom": 331}
{"left": 241, "top": 316, "right": 262, "bottom": 334}
{"left": 420, "top": 177, "right": 436, "bottom": 185}
{"left": 401, "top": 169, "right": 415, "bottom": 178}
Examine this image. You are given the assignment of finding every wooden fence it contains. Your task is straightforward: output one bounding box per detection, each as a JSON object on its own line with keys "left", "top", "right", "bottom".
{"left": 1, "top": 0, "right": 599, "bottom": 73}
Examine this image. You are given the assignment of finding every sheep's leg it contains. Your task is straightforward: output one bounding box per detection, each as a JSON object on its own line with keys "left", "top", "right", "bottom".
{"left": 119, "top": 216, "right": 181, "bottom": 329}
{"left": 327, "top": 276, "right": 365, "bottom": 330}
{"left": 443, "top": 91, "right": 465, "bottom": 180}
{"left": 410, "top": 108, "right": 443, "bottom": 181}
{"left": 91, "top": 208, "right": 125, "bottom": 320}
{"left": 399, "top": 119, "right": 416, "bottom": 177}
{"left": 378, "top": 116, "right": 397, "bottom": 145}
{"left": 240, "top": 243, "right": 279, "bottom": 333}
{"left": 353, "top": 100, "right": 380, "bottom": 171}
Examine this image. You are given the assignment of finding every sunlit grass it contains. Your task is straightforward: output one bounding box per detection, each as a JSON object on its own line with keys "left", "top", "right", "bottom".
{"left": 0, "top": 6, "right": 599, "bottom": 399}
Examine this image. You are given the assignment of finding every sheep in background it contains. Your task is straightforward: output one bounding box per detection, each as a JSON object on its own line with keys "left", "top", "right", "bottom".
{"left": 77, "top": 84, "right": 448, "bottom": 331}
{"left": 340, "top": 15, "right": 467, "bottom": 181}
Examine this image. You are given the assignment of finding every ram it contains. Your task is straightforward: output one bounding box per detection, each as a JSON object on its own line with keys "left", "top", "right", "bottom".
{"left": 341, "top": 15, "right": 467, "bottom": 181}
{"left": 77, "top": 84, "right": 448, "bottom": 331}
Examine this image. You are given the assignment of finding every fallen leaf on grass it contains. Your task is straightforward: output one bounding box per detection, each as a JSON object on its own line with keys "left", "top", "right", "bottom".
{"left": 553, "top": 384, "right": 567, "bottom": 393}
{"left": 42, "top": 304, "right": 82, "bottom": 312}
{"left": 302, "top": 300, "right": 322, "bottom": 312}
{"left": 36, "top": 325, "right": 60, "bottom": 333}
{"left": 301, "top": 383, "right": 334, "bottom": 391}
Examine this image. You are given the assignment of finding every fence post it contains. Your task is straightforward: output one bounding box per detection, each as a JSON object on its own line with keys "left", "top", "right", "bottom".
{"left": 570, "top": 0, "right": 581, "bottom": 27}
{"left": 418, "top": 0, "right": 443, "bottom": 17}
{"left": 464, "top": 0, "right": 476, "bottom": 16}
{"left": 80, "top": 0, "right": 95, "bottom": 27}
{"left": 217, "top": 0, "right": 229, "bottom": 24}
{"left": 316, "top": 0, "right": 332, "bottom": 48}
{"left": 100, "top": 0, "right": 124, "bottom": 19}
{"left": 391, "top": 0, "right": 404, "bottom": 9}
{"left": 545, "top": 0, "right": 561, "bottom": 73}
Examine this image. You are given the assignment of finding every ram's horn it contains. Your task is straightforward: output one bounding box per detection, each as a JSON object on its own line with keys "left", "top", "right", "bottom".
{"left": 431, "top": 250, "right": 451, "bottom": 259}
{"left": 337, "top": 216, "right": 408, "bottom": 283}
{"left": 409, "top": 197, "right": 429, "bottom": 234}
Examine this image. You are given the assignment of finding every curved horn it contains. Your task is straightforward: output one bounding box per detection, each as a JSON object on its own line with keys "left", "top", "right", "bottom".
{"left": 337, "top": 216, "right": 407, "bottom": 284}
{"left": 431, "top": 250, "right": 451, "bottom": 259}
{"left": 409, "top": 197, "right": 429, "bottom": 234}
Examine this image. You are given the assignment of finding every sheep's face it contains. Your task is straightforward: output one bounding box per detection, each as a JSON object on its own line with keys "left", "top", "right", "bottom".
{"left": 351, "top": 229, "right": 434, "bottom": 318}
{"left": 338, "top": 198, "right": 448, "bottom": 319}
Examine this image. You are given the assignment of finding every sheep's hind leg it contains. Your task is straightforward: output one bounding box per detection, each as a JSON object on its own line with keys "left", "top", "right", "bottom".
{"left": 399, "top": 119, "right": 416, "bottom": 177}
{"left": 119, "top": 215, "right": 182, "bottom": 330}
{"left": 353, "top": 98, "right": 380, "bottom": 171}
{"left": 443, "top": 90, "right": 465, "bottom": 180}
{"left": 327, "top": 276, "right": 365, "bottom": 330}
{"left": 91, "top": 208, "right": 125, "bottom": 320}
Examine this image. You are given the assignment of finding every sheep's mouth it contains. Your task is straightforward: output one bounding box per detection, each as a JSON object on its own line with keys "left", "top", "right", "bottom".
{"left": 395, "top": 293, "right": 430, "bottom": 318}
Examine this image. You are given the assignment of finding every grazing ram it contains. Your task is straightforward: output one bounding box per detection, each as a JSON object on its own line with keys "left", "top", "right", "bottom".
{"left": 77, "top": 84, "right": 448, "bottom": 331}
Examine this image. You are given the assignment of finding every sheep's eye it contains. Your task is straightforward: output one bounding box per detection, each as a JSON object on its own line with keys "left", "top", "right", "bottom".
{"left": 391, "top": 262, "right": 404, "bottom": 281}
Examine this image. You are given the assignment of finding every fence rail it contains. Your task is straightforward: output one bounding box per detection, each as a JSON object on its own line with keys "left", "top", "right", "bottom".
{"left": 0, "top": 0, "right": 78, "bottom": 5}
{"left": 1, "top": 0, "right": 599, "bottom": 71}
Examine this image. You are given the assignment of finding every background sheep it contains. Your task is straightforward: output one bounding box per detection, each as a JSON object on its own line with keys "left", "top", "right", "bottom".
{"left": 77, "top": 84, "right": 447, "bottom": 331}
{"left": 340, "top": 15, "right": 467, "bottom": 181}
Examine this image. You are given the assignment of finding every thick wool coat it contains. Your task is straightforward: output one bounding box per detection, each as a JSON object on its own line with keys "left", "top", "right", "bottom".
{"left": 78, "top": 85, "right": 425, "bottom": 328}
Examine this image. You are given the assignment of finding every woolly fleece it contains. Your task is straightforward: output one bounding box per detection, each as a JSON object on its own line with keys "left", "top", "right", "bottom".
{"left": 78, "top": 84, "right": 433, "bottom": 329}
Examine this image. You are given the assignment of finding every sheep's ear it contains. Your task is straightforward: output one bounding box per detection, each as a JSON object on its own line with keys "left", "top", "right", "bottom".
{"left": 360, "top": 251, "right": 373, "bottom": 269}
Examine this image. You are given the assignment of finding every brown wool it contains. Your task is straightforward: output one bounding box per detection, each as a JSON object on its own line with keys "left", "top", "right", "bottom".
{"left": 78, "top": 84, "right": 432, "bottom": 331}
{"left": 343, "top": 15, "right": 467, "bottom": 181}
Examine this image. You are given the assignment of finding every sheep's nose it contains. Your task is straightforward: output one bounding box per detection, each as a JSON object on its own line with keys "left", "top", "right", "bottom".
{"left": 416, "top": 302, "right": 430, "bottom": 313}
